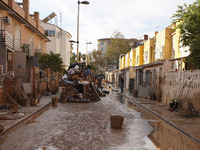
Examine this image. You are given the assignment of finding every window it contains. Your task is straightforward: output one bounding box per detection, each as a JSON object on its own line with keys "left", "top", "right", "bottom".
{"left": 101, "top": 42, "right": 104, "bottom": 45}
{"left": 101, "top": 47, "right": 104, "bottom": 51}
{"left": 38, "top": 42, "right": 42, "bottom": 53}
{"left": 29, "top": 36, "right": 34, "bottom": 55}
{"left": 45, "top": 30, "right": 56, "bottom": 37}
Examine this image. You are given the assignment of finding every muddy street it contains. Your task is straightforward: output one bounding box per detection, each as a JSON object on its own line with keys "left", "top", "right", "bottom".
{"left": 0, "top": 89, "right": 156, "bottom": 150}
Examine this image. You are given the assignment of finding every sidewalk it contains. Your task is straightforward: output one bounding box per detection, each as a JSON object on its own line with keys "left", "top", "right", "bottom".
{"left": 107, "top": 83, "right": 200, "bottom": 143}
{"left": 0, "top": 92, "right": 60, "bottom": 143}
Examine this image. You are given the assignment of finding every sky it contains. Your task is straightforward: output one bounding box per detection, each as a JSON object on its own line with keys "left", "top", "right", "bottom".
{"left": 19, "top": 0, "right": 196, "bottom": 54}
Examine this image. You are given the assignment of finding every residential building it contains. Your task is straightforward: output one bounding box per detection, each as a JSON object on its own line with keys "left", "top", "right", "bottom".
{"left": 41, "top": 20, "right": 72, "bottom": 70}
{"left": 97, "top": 38, "right": 110, "bottom": 54}
{"left": 119, "top": 54, "right": 125, "bottom": 70}
{"left": 98, "top": 38, "right": 139, "bottom": 71}
{"left": 97, "top": 38, "right": 139, "bottom": 54}
{"left": 135, "top": 45, "right": 144, "bottom": 66}
{"left": 155, "top": 27, "right": 173, "bottom": 61}
{"left": 168, "top": 23, "right": 190, "bottom": 71}
{"left": 125, "top": 52, "right": 130, "bottom": 68}
{"left": 0, "top": 0, "right": 49, "bottom": 73}
{"left": 143, "top": 38, "right": 156, "bottom": 65}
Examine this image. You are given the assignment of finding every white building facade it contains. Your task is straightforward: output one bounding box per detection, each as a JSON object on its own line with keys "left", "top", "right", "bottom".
{"left": 40, "top": 22, "right": 72, "bottom": 70}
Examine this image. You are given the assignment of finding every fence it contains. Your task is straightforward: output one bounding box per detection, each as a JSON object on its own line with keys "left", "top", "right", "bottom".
{"left": 15, "top": 69, "right": 32, "bottom": 83}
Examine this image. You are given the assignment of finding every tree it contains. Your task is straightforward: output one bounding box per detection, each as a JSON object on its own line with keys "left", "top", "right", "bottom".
{"left": 38, "top": 51, "right": 63, "bottom": 72}
{"left": 70, "top": 53, "right": 76, "bottom": 65}
{"left": 105, "top": 31, "right": 131, "bottom": 66}
{"left": 90, "top": 49, "right": 105, "bottom": 71}
{"left": 172, "top": 0, "right": 200, "bottom": 68}
{"left": 81, "top": 54, "right": 86, "bottom": 61}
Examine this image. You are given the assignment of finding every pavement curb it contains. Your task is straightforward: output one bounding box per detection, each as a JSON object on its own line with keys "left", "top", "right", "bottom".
{"left": 0, "top": 102, "right": 52, "bottom": 144}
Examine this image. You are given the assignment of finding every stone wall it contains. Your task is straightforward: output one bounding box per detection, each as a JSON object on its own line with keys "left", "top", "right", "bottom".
{"left": 162, "top": 70, "right": 200, "bottom": 111}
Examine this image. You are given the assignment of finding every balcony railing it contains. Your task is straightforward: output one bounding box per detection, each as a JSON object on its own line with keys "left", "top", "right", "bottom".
{"left": 0, "top": 29, "right": 14, "bottom": 49}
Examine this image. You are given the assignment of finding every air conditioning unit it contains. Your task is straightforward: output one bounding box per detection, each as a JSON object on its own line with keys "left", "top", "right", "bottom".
{"left": 3, "top": 16, "right": 12, "bottom": 25}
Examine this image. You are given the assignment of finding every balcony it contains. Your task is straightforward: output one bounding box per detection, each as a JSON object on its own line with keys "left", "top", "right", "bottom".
{"left": 0, "top": 29, "right": 14, "bottom": 50}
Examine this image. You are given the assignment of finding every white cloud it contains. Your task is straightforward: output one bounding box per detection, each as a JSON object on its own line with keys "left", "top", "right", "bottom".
{"left": 29, "top": 0, "right": 196, "bottom": 54}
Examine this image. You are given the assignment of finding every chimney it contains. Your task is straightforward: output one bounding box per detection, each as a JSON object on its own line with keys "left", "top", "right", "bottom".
{"left": 34, "top": 12, "right": 39, "bottom": 29}
{"left": 8, "top": 0, "right": 14, "bottom": 9}
{"left": 154, "top": 31, "right": 158, "bottom": 39}
{"left": 23, "top": 0, "right": 29, "bottom": 20}
{"left": 144, "top": 34, "right": 148, "bottom": 40}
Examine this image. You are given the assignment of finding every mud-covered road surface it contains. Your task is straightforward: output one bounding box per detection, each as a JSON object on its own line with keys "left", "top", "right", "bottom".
{"left": 0, "top": 90, "right": 156, "bottom": 150}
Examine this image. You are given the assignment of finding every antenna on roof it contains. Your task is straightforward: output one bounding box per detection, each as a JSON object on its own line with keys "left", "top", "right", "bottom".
{"left": 60, "top": 13, "right": 62, "bottom": 29}
{"left": 60, "top": 13, "right": 62, "bottom": 36}
{"left": 55, "top": 15, "right": 57, "bottom": 26}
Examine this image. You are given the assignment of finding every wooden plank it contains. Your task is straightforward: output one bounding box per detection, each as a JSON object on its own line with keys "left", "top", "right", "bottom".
{"left": 90, "top": 82, "right": 100, "bottom": 101}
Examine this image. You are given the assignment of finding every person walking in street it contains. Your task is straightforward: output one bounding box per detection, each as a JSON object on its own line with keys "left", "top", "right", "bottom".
{"left": 120, "top": 75, "right": 124, "bottom": 93}
{"left": 97, "top": 76, "right": 103, "bottom": 91}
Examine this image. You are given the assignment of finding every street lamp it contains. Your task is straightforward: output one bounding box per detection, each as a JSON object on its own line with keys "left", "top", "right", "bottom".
{"left": 86, "top": 41, "right": 92, "bottom": 65}
{"left": 76, "top": 0, "right": 90, "bottom": 63}
{"left": 69, "top": 40, "right": 78, "bottom": 62}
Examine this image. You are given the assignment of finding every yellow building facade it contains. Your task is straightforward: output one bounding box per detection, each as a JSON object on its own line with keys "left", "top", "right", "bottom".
{"left": 168, "top": 23, "right": 190, "bottom": 70}
{"left": 135, "top": 45, "right": 144, "bottom": 66}
{"left": 155, "top": 28, "right": 173, "bottom": 61}
{"left": 143, "top": 38, "right": 156, "bottom": 64}
{"left": 119, "top": 22, "right": 190, "bottom": 71}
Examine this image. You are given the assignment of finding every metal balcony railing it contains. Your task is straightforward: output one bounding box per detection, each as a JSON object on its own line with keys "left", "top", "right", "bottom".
{"left": 0, "top": 29, "right": 14, "bottom": 49}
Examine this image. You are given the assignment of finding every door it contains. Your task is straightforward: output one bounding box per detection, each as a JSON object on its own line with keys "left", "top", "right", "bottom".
{"left": 7, "top": 52, "right": 13, "bottom": 71}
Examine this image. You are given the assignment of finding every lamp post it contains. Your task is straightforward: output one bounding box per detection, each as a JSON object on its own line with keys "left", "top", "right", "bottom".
{"left": 86, "top": 41, "right": 92, "bottom": 65}
{"left": 76, "top": 0, "right": 90, "bottom": 63}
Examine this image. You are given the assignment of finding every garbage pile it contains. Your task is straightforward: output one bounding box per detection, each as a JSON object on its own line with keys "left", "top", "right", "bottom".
{"left": 60, "top": 64, "right": 105, "bottom": 103}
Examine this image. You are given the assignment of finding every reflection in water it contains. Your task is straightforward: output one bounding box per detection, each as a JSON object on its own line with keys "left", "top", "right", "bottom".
{"left": 37, "top": 146, "right": 58, "bottom": 150}
{"left": 105, "top": 84, "right": 200, "bottom": 150}
{"left": 116, "top": 92, "right": 200, "bottom": 149}
{"left": 118, "top": 94, "right": 124, "bottom": 104}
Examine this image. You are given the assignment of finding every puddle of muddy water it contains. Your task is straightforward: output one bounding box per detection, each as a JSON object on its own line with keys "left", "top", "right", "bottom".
{"left": 105, "top": 84, "right": 200, "bottom": 150}
{"left": 37, "top": 146, "right": 58, "bottom": 150}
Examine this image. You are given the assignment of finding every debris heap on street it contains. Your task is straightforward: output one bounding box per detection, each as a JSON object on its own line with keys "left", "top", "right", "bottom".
{"left": 60, "top": 64, "right": 105, "bottom": 103}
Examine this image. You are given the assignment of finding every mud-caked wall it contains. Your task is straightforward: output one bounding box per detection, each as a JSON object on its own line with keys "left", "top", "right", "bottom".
{"left": 162, "top": 70, "right": 200, "bottom": 111}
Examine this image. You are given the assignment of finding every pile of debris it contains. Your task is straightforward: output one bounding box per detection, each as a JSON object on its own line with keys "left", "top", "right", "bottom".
{"left": 60, "top": 64, "right": 105, "bottom": 103}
